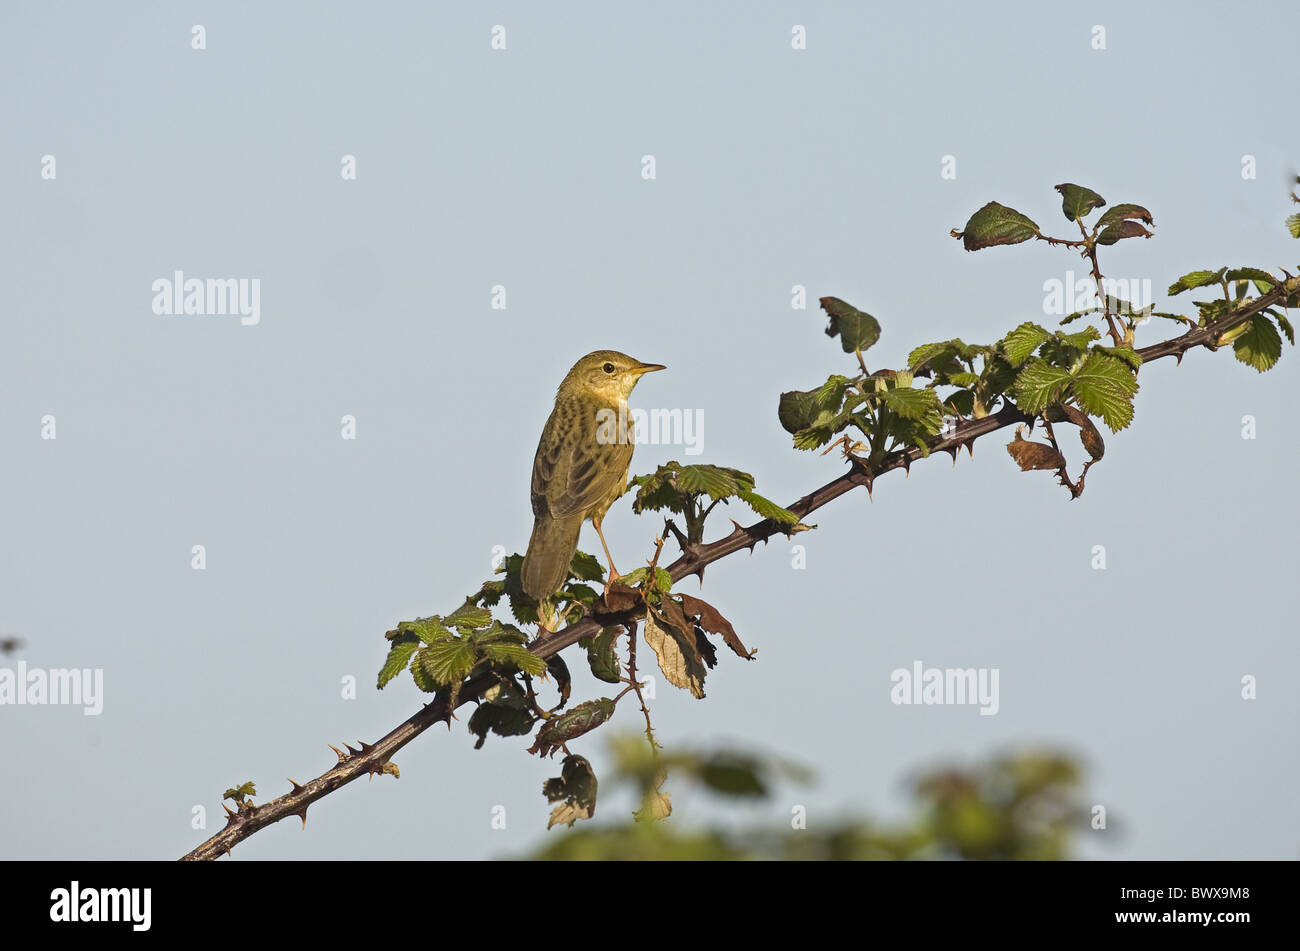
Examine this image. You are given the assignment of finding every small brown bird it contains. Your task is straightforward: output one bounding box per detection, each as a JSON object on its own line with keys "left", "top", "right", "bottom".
{"left": 522, "top": 350, "right": 665, "bottom": 601}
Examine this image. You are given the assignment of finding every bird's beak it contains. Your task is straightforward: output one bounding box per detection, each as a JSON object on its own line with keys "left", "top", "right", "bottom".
{"left": 632, "top": 362, "right": 667, "bottom": 375}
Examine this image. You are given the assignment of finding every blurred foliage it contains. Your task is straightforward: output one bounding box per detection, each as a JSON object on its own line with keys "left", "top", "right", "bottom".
{"left": 517, "top": 737, "right": 1090, "bottom": 860}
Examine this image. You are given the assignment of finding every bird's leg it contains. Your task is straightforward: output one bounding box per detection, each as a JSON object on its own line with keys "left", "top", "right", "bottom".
{"left": 593, "top": 514, "right": 620, "bottom": 595}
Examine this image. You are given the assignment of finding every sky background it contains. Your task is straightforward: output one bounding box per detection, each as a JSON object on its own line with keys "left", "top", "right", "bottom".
{"left": 1, "top": 1, "right": 1296, "bottom": 860}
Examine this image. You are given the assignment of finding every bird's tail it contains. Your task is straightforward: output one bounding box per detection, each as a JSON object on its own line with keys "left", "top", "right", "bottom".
{"left": 522, "top": 515, "right": 584, "bottom": 601}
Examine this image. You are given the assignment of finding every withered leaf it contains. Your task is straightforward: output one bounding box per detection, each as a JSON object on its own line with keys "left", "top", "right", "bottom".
{"left": 1006, "top": 430, "right": 1066, "bottom": 471}
{"left": 678, "top": 593, "right": 754, "bottom": 660}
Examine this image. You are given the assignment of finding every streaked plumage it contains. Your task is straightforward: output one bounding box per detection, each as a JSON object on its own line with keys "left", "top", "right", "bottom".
{"left": 522, "top": 351, "right": 664, "bottom": 601}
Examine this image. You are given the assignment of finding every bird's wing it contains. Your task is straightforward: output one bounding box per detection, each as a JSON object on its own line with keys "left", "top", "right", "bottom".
{"left": 531, "top": 404, "right": 633, "bottom": 520}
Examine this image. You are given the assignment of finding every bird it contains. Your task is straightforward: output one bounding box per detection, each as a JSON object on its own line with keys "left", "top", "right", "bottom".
{"left": 522, "top": 350, "right": 666, "bottom": 603}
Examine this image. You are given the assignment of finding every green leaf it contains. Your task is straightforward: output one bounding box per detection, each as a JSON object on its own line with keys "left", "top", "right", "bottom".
{"left": 820, "top": 297, "right": 882, "bottom": 353}
{"left": 1274, "top": 312, "right": 1295, "bottom": 346}
{"left": 620, "top": 565, "right": 673, "bottom": 593}
{"left": 418, "top": 638, "right": 479, "bottom": 686}
{"left": 1095, "top": 203, "right": 1154, "bottom": 229}
{"left": 399, "top": 617, "right": 454, "bottom": 645}
{"left": 1069, "top": 353, "right": 1140, "bottom": 432}
{"left": 1012, "top": 359, "right": 1074, "bottom": 414}
{"left": 697, "top": 754, "right": 767, "bottom": 797}
{"left": 677, "top": 464, "right": 741, "bottom": 499}
{"left": 444, "top": 599, "right": 493, "bottom": 634}
{"left": 1055, "top": 183, "right": 1106, "bottom": 221}
{"left": 908, "top": 340, "right": 961, "bottom": 372}
{"left": 943, "top": 390, "right": 975, "bottom": 417}
{"left": 1223, "top": 267, "right": 1273, "bottom": 289}
{"left": 1000, "top": 322, "right": 1052, "bottom": 367}
{"left": 736, "top": 488, "right": 798, "bottom": 524}
{"left": 953, "top": 201, "right": 1040, "bottom": 251}
{"left": 1058, "top": 326, "right": 1102, "bottom": 349}
{"left": 1232, "top": 314, "right": 1283, "bottom": 372}
{"left": 1059, "top": 309, "right": 1097, "bottom": 326}
{"left": 583, "top": 627, "right": 623, "bottom": 684}
{"left": 777, "top": 389, "right": 821, "bottom": 434}
{"left": 377, "top": 635, "right": 419, "bottom": 689}
{"left": 528, "top": 698, "right": 617, "bottom": 758}
{"left": 410, "top": 652, "right": 439, "bottom": 692}
{"left": 1168, "top": 268, "right": 1226, "bottom": 295}
{"left": 481, "top": 641, "right": 547, "bottom": 676}
{"left": 1094, "top": 345, "right": 1143, "bottom": 371}
{"left": 568, "top": 551, "right": 605, "bottom": 583}
{"left": 1287, "top": 213, "right": 1300, "bottom": 239}
{"left": 881, "top": 386, "right": 943, "bottom": 423}
{"left": 468, "top": 683, "right": 535, "bottom": 749}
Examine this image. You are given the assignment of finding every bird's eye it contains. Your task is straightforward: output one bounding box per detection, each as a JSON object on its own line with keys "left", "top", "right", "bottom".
{"left": 602, "top": 362, "right": 615, "bottom": 374}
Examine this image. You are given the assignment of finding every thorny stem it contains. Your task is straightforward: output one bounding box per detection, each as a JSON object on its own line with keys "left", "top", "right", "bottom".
{"left": 180, "top": 273, "right": 1298, "bottom": 861}
{"left": 1077, "top": 218, "right": 1125, "bottom": 346}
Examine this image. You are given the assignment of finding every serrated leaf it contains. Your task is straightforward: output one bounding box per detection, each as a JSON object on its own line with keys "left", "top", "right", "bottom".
{"left": 676, "top": 464, "right": 740, "bottom": 499}
{"left": 583, "top": 627, "right": 623, "bottom": 684}
{"left": 880, "top": 386, "right": 943, "bottom": 423}
{"left": 1058, "top": 326, "right": 1102, "bottom": 348}
{"left": 1069, "top": 353, "right": 1139, "bottom": 431}
{"left": 1168, "top": 268, "right": 1226, "bottom": 295}
{"left": 377, "top": 635, "right": 419, "bottom": 689}
{"left": 1000, "top": 322, "right": 1052, "bottom": 366}
{"left": 445, "top": 599, "right": 493, "bottom": 634}
{"left": 418, "top": 638, "right": 479, "bottom": 686}
{"left": 410, "top": 651, "right": 439, "bottom": 692}
{"left": 528, "top": 698, "right": 616, "bottom": 758}
{"left": 735, "top": 488, "right": 797, "bottom": 524}
{"left": 820, "top": 297, "right": 882, "bottom": 353}
{"left": 633, "top": 768, "right": 672, "bottom": 823}
{"left": 1095, "top": 203, "right": 1154, "bottom": 229}
{"left": 1223, "top": 267, "right": 1274, "bottom": 287}
{"left": 1059, "top": 307, "right": 1098, "bottom": 325}
{"left": 568, "top": 550, "right": 606, "bottom": 583}
{"left": 400, "top": 617, "right": 454, "bottom": 645}
{"left": 1094, "top": 345, "right": 1143, "bottom": 370}
{"left": 481, "top": 641, "right": 546, "bottom": 676}
{"left": 1012, "top": 359, "right": 1074, "bottom": 414}
{"left": 644, "top": 610, "right": 707, "bottom": 699}
{"left": 908, "top": 340, "right": 960, "bottom": 372}
{"left": 953, "top": 201, "right": 1040, "bottom": 251}
{"left": 1274, "top": 312, "right": 1295, "bottom": 345}
{"left": 1055, "top": 183, "right": 1106, "bottom": 221}
{"left": 1232, "top": 314, "right": 1282, "bottom": 372}
{"left": 1287, "top": 213, "right": 1300, "bottom": 239}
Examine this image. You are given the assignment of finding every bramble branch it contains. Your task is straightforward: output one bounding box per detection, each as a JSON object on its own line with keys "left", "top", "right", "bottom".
{"left": 180, "top": 272, "right": 1297, "bottom": 861}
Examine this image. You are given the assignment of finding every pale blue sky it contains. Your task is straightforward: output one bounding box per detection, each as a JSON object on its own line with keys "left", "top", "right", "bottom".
{"left": 1, "top": 1, "right": 1296, "bottom": 859}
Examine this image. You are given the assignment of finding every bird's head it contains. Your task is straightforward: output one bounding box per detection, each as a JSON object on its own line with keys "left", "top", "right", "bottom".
{"left": 561, "top": 350, "right": 666, "bottom": 403}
